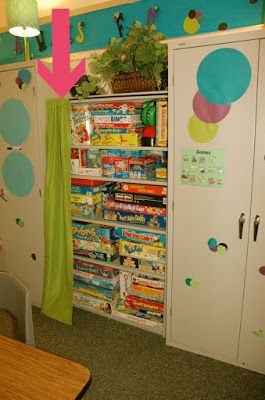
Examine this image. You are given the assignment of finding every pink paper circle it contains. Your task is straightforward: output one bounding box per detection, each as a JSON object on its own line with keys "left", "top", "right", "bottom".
{"left": 193, "top": 91, "right": 231, "bottom": 123}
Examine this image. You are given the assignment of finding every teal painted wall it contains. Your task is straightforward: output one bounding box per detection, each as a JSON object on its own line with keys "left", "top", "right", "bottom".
{"left": 0, "top": 0, "right": 264, "bottom": 64}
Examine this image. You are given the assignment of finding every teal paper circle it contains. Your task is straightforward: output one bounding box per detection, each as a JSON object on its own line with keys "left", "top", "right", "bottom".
{"left": 2, "top": 153, "right": 35, "bottom": 197}
{"left": 18, "top": 69, "right": 31, "bottom": 85}
{"left": 0, "top": 99, "right": 31, "bottom": 145}
{"left": 208, "top": 237, "right": 218, "bottom": 248}
{"left": 197, "top": 48, "right": 251, "bottom": 105}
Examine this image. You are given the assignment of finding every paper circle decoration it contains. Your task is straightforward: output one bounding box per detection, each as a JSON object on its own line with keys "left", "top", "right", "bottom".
{"left": 188, "top": 114, "right": 218, "bottom": 143}
{"left": 2, "top": 153, "right": 35, "bottom": 197}
{"left": 193, "top": 91, "right": 231, "bottom": 123}
{"left": 197, "top": 48, "right": 251, "bottom": 105}
{"left": 0, "top": 99, "right": 30, "bottom": 145}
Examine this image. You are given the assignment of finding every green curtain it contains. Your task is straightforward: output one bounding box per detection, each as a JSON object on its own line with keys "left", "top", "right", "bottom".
{"left": 41, "top": 99, "right": 73, "bottom": 325}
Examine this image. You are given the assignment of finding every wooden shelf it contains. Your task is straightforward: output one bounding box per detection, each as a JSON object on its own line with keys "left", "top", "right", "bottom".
{"left": 73, "top": 254, "right": 166, "bottom": 280}
{"left": 72, "top": 215, "right": 167, "bottom": 235}
{"left": 71, "top": 145, "right": 168, "bottom": 151}
{"left": 74, "top": 302, "right": 164, "bottom": 336}
{"left": 71, "top": 174, "right": 168, "bottom": 186}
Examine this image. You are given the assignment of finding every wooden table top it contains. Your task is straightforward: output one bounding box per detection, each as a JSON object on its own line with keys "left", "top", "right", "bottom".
{"left": 0, "top": 334, "right": 91, "bottom": 400}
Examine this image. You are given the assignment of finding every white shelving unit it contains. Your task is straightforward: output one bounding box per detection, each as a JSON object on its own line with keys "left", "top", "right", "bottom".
{"left": 72, "top": 145, "right": 168, "bottom": 151}
{"left": 72, "top": 215, "right": 166, "bottom": 234}
{"left": 71, "top": 91, "right": 168, "bottom": 335}
{"left": 74, "top": 301, "right": 164, "bottom": 335}
{"left": 72, "top": 174, "right": 167, "bottom": 186}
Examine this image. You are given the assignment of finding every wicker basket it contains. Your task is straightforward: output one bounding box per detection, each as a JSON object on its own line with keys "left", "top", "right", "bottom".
{"left": 111, "top": 71, "right": 157, "bottom": 94}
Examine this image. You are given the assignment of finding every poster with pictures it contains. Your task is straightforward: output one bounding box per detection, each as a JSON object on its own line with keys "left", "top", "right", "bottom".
{"left": 181, "top": 148, "right": 226, "bottom": 187}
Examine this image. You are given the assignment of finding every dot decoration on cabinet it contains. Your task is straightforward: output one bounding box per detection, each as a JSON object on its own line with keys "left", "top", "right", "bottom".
{"left": 0, "top": 99, "right": 30, "bottom": 145}
{"left": 187, "top": 48, "right": 252, "bottom": 143}
{"left": 2, "top": 153, "right": 35, "bottom": 197}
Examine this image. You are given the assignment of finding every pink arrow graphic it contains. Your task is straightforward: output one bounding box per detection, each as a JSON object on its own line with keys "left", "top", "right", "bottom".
{"left": 38, "top": 9, "right": 85, "bottom": 98}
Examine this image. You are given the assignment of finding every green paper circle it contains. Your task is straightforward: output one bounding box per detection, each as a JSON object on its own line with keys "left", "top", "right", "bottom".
{"left": 188, "top": 114, "right": 218, "bottom": 143}
{"left": 190, "top": 280, "right": 200, "bottom": 288}
{"left": 2, "top": 153, "right": 35, "bottom": 197}
{"left": 0, "top": 99, "right": 31, "bottom": 145}
{"left": 217, "top": 243, "right": 228, "bottom": 255}
{"left": 18, "top": 69, "right": 31, "bottom": 85}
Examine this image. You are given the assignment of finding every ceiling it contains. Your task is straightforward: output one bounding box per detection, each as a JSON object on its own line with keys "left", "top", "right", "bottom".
{"left": 0, "top": 0, "right": 138, "bottom": 31}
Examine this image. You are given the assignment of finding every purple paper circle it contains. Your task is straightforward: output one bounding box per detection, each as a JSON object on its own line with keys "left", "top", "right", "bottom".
{"left": 259, "top": 266, "right": 265, "bottom": 276}
{"left": 193, "top": 91, "right": 231, "bottom": 123}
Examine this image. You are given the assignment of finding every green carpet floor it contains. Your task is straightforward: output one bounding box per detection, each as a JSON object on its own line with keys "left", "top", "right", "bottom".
{"left": 33, "top": 307, "right": 265, "bottom": 400}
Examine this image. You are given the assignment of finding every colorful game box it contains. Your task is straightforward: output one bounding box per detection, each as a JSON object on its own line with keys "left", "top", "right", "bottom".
{"left": 113, "top": 300, "right": 163, "bottom": 328}
{"left": 74, "top": 268, "right": 120, "bottom": 290}
{"left": 129, "top": 155, "right": 161, "bottom": 180}
{"left": 91, "top": 132, "right": 141, "bottom": 146}
{"left": 71, "top": 202, "right": 102, "bottom": 218}
{"left": 132, "top": 275, "right": 165, "bottom": 290}
{"left": 71, "top": 192, "right": 102, "bottom": 206}
{"left": 119, "top": 271, "right": 132, "bottom": 300}
{"left": 71, "top": 178, "right": 106, "bottom": 194}
{"left": 71, "top": 103, "right": 92, "bottom": 145}
{"left": 114, "top": 191, "right": 166, "bottom": 208}
{"left": 93, "top": 114, "right": 142, "bottom": 124}
{"left": 104, "top": 199, "right": 167, "bottom": 217}
{"left": 120, "top": 183, "right": 167, "bottom": 196}
{"left": 72, "top": 221, "right": 117, "bottom": 243}
{"left": 103, "top": 209, "right": 166, "bottom": 228}
{"left": 89, "top": 102, "right": 144, "bottom": 115}
{"left": 73, "top": 238, "right": 119, "bottom": 256}
{"left": 74, "top": 280, "right": 119, "bottom": 301}
{"left": 119, "top": 256, "right": 165, "bottom": 274}
{"left": 129, "top": 284, "right": 164, "bottom": 302}
{"left": 74, "top": 259, "right": 119, "bottom": 279}
{"left": 119, "top": 240, "right": 166, "bottom": 262}
{"left": 156, "top": 100, "right": 168, "bottom": 147}
{"left": 125, "top": 295, "right": 164, "bottom": 313}
{"left": 73, "top": 290, "right": 115, "bottom": 314}
{"left": 115, "top": 228, "right": 166, "bottom": 248}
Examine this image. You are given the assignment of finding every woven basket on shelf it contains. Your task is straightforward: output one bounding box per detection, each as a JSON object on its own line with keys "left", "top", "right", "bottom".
{"left": 111, "top": 71, "right": 157, "bottom": 94}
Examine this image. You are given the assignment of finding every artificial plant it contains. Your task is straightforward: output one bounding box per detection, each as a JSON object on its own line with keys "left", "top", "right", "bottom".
{"left": 93, "top": 21, "right": 168, "bottom": 90}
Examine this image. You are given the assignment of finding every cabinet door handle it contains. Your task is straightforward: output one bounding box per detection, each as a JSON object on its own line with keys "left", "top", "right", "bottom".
{"left": 239, "top": 212, "right": 246, "bottom": 239}
{"left": 253, "top": 215, "right": 260, "bottom": 242}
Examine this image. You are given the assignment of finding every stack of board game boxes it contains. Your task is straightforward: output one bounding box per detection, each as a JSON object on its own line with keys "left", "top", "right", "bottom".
{"left": 72, "top": 179, "right": 166, "bottom": 330}
{"left": 103, "top": 183, "right": 167, "bottom": 229}
{"left": 70, "top": 98, "right": 168, "bottom": 331}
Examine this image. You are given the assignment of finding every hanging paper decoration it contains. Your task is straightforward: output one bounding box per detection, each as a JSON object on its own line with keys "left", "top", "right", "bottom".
{"left": 183, "top": 10, "right": 203, "bottom": 34}
{"left": 36, "top": 30, "right": 46, "bottom": 52}
{"left": 15, "top": 69, "right": 32, "bottom": 91}
{"left": 146, "top": 6, "right": 159, "bottom": 26}
{"left": 114, "top": 12, "right": 124, "bottom": 37}
{"left": 76, "top": 21, "right": 85, "bottom": 44}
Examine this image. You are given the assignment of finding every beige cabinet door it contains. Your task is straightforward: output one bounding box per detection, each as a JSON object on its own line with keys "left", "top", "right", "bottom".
{"left": 0, "top": 66, "right": 44, "bottom": 306}
{"left": 238, "top": 39, "right": 265, "bottom": 375}
{"left": 167, "top": 39, "right": 259, "bottom": 363}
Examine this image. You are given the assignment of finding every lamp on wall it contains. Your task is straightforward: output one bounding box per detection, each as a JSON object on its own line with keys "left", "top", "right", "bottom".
{"left": 6, "top": 0, "right": 40, "bottom": 61}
